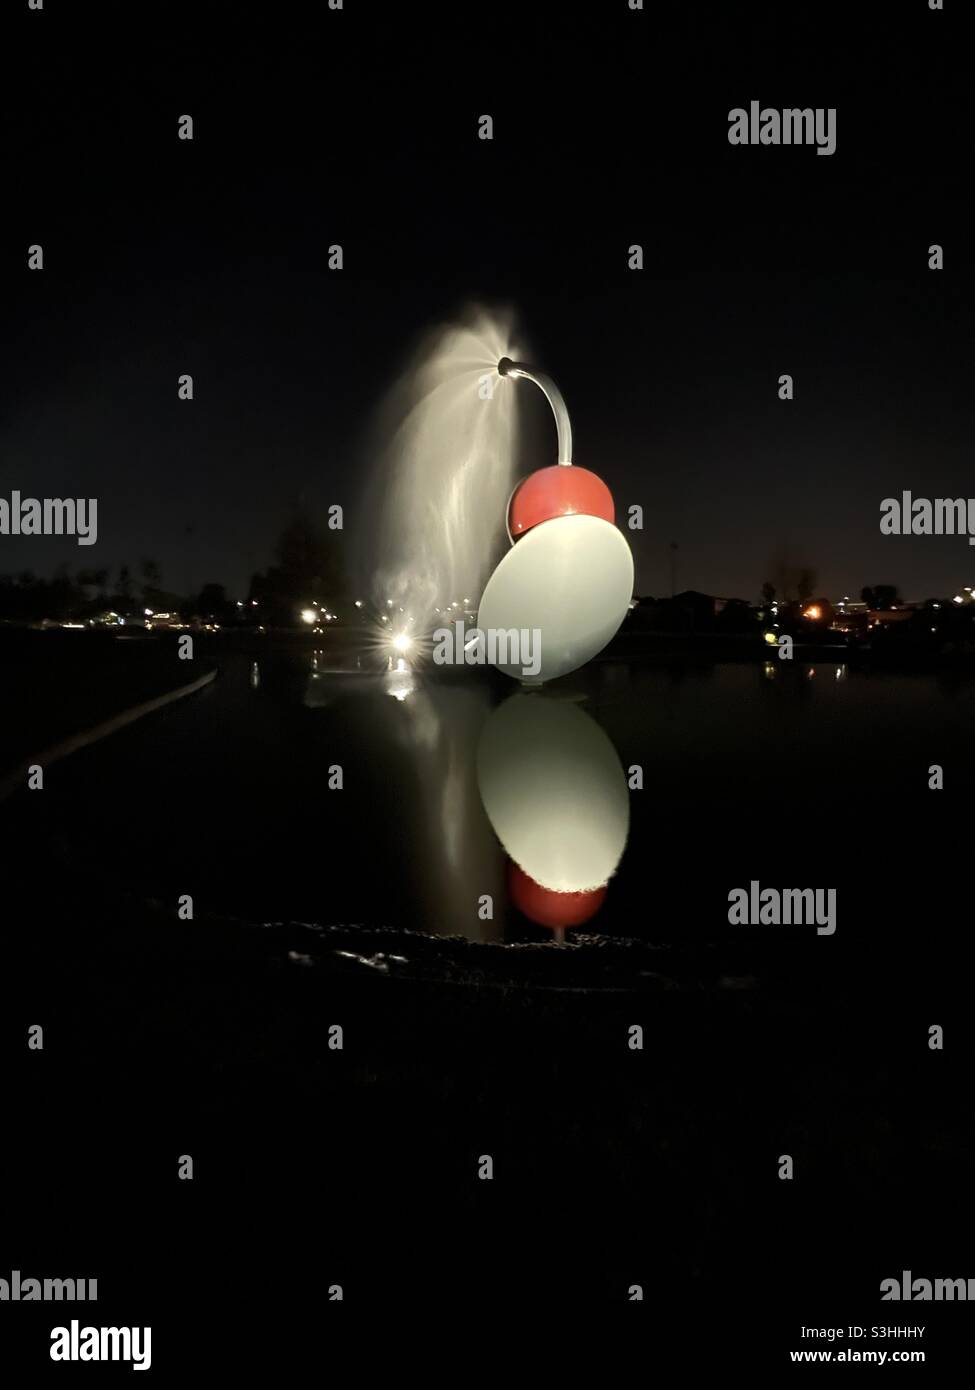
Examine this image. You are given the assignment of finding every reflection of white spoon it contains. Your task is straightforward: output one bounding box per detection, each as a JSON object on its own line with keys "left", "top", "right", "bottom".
{"left": 477, "top": 514, "right": 634, "bottom": 683}
{"left": 476, "top": 694, "right": 630, "bottom": 928}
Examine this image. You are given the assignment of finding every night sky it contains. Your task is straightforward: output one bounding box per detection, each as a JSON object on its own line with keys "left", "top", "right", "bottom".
{"left": 2, "top": 0, "right": 969, "bottom": 601}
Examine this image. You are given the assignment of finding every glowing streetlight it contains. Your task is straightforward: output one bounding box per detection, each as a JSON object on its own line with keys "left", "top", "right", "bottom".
{"left": 300, "top": 608, "right": 317, "bottom": 624}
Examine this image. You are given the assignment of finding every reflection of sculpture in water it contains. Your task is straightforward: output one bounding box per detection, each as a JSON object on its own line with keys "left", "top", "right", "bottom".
{"left": 476, "top": 694, "right": 630, "bottom": 934}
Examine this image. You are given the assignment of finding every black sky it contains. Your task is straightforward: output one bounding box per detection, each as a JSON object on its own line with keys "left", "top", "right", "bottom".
{"left": 1, "top": 0, "right": 971, "bottom": 601}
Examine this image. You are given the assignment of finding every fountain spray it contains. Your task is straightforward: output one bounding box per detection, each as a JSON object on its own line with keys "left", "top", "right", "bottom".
{"left": 497, "top": 357, "right": 573, "bottom": 465}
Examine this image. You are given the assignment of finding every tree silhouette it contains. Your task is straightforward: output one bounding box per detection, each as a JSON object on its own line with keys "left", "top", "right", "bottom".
{"left": 247, "top": 516, "right": 346, "bottom": 624}
{"left": 797, "top": 568, "right": 817, "bottom": 602}
{"left": 862, "top": 584, "right": 901, "bottom": 610}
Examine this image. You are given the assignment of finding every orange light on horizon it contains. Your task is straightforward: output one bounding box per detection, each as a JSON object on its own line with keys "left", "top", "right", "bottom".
{"left": 803, "top": 604, "right": 822, "bottom": 621}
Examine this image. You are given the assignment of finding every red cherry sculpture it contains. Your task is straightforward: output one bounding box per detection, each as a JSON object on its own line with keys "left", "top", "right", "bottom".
{"left": 507, "top": 860, "right": 608, "bottom": 930}
{"left": 508, "top": 464, "right": 615, "bottom": 539}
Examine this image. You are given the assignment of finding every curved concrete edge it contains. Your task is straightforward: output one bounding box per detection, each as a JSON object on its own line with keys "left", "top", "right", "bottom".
{"left": 0, "top": 667, "right": 218, "bottom": 803}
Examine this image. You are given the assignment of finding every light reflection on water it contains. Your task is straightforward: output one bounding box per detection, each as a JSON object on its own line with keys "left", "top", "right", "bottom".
{"left": 54, "top": 647, "right": 975, "bottom": 946}
{"left": 245, "top": 647, "right": 971, "bottom": 940}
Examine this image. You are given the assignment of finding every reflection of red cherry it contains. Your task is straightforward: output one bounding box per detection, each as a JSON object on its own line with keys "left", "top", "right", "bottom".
{"left": 509, "top": 465, "right": 615, "bottom": 539}
{"left": 508, "top": 860, "right": 607, "bottom": 930}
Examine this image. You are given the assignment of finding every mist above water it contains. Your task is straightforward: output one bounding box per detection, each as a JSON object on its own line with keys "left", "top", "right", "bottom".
{"left": 359, "top": 305, "right": 527, "bottom": 633}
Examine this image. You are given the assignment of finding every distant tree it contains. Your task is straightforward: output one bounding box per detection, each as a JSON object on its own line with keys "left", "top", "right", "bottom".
{"left": 797, "top": 568, "right": 817, "bottom": 602}
{"left": 247, "top": 515, "right": 347, "bottom": 625}
{"left": 48, "top": 565, "right": 84, "bottom": 620}
{"left": 191, "top": 582, "right": 232, "bottom": 622}
{"left": 139, "top": 558, "right": 164, "bottom": 609}
{"left": 761, "top": 580, "right": 776, "bottom": 605}
{"left": 0, "top": 568, "right": 85, "bottom": 622}
{"left": 717, "top": 598, "right": 756, "bottom": 633}
{"left": 862, "top": 584, "right": 901, "bottom": 610}
{"left": 117, "top": 565, "right": 134, "bottom": 601}
{"left": 77, "top": 567, "right": 110, "bottom": 595}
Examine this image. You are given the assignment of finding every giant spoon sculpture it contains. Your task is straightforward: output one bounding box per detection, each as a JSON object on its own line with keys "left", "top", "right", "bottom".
{"left": 476, "top": 357, "right": 635, "bottom": 684}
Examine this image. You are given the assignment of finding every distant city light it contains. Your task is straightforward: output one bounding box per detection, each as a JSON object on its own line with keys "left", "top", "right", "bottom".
{"left": 803, "top": 605, "right": 822, "bottom": 620}
{"left": 355, "top": 600, "right": 363, "bottom": 608}
{"left": 954, "top": 595, "right": 964, "bottom": 604}
{"left": 300, "top": 608, "right": 317, "bottom": 624}
{"left": 764, "top": 631, "right": 778, "bottom": 645}
{"left": 392, "top": 633, "right": 413, "bottom": 653}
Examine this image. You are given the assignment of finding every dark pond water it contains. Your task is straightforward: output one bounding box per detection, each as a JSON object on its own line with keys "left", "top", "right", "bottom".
{"left": 9, "top": 640, "right": 974, "bottom": 1317}
{"left": 38, "top": 643, "right": 974, "bottom": 965}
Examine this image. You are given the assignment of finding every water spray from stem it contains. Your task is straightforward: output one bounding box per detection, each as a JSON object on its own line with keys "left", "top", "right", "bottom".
{"left": 497, "top": 357, "right": 573, "bottom": 466}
